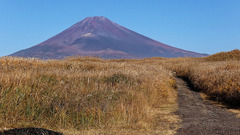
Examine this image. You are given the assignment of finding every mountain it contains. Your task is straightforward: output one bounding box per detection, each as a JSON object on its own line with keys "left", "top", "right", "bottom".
{"left": 10, "top": 16, "right": 207, "bottom": 59}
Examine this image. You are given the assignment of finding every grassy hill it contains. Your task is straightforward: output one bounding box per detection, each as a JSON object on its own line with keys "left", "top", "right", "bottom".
{"left": 205, "top": 49, "right": 240, "bottom": 61}
{"left": 165, "top": 50, "right": 240, "bottom": 106}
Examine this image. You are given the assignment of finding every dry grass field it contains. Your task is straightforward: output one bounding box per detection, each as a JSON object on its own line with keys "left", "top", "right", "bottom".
{"left": 165, "top": 49, "right": 240, "bottom": 106}
{"left": 0, "top": 56, "right": 178, "bottom": 134}
{"left": 0, "top": 49, "right": 239, "bottom": 134}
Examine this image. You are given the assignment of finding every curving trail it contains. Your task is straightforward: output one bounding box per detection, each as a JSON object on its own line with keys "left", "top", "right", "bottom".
{"left": 176, "top": 78, "right": 240, "bottom": 135}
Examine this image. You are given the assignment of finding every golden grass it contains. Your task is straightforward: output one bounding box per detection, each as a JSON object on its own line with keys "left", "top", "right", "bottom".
{"left": 2, "top": 49, "right": 238, "bottom": 134}
{"left": 163, "top": 50, "right": 240, "bottom": 106}
{"left": 205, "top": 49, "right": 240, "bottom": 61}
{"left": 0, "top": 56, "right": 178, "bottom": 134}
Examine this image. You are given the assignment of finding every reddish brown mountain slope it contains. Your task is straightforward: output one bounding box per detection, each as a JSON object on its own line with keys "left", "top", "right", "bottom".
{"left": 10, "top": 16, "right": 207, "bottom": 59}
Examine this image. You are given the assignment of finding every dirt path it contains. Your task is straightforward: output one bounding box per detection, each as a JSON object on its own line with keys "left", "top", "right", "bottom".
{"left": 176, "top": 78, "right": 240, "bottom": 135}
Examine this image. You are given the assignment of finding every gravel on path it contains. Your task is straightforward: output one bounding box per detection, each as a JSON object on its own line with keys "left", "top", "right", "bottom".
{"left": 176, "top": 78, "right": 240, "bottom": 135}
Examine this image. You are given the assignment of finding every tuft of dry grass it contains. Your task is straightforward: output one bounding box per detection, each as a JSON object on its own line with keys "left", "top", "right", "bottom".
{"left": 205, "top": 49, "right": 240, "bottom": 61}
{"left": 163, "top": 50, "right": 240, "bottom": 106}
{"left": 0, "top": 56, "right": 178, "bottom": 134}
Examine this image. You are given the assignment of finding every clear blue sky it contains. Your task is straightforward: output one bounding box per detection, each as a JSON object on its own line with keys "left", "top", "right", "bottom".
{"left": 0, "top": 0, "right": 239, "bottom": 57}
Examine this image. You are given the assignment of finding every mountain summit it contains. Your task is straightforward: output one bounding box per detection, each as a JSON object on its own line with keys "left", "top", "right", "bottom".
{"left": 11, "top": 16, "right": 207, "bottom": 59}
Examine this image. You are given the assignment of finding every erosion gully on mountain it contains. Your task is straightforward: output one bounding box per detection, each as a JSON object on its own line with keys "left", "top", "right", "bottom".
{"left": 176, "top": 78, "right": 240, "bottom": 135}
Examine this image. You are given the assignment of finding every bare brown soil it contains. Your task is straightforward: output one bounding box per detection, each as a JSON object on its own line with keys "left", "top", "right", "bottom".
{"left": 176, "top": 78, "right": 240, "bottom": 135}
